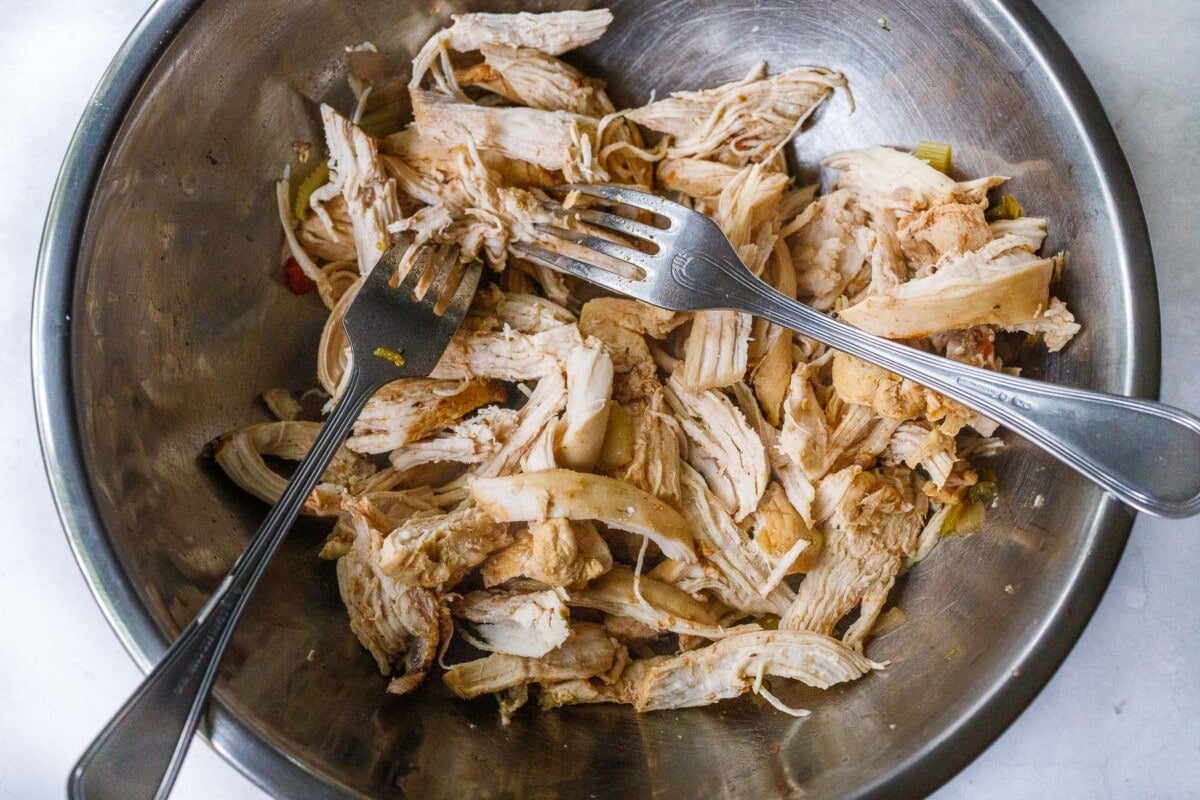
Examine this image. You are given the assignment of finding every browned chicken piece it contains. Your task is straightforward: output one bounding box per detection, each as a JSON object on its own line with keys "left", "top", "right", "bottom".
{"left": 679, "top": 163, "right": 788, "bottom": 390}
{"left": 568, "top": 566, "right": 730, "bottom": 639}
{"left": 626, "top": 64, "right": 846, "bottom": 165}
{"left": 311, "top": 104, "right": 403, "bottom": 274}
{"left": 677, "top": 464, "right": 795, "bottom": 614}
{"left": 780, "top": 467, "right": 929, "bottom": 648}
{"left": 823, "top": 146, "right": 1006, "bottom": 214}
{"left": 474, "top": 367, "right": 566, "bottom": 478}
{"left": 470, "top": 469, "right": 698, "bottom": 563}
{"left": 456, "top": 44, "right": 614, "bottom": 117}
{"left": 335, "top": 505, "right": 447, "bottom": 695}
{"left": 451, "top": 587, "right": 570, "bottom": 657}
{"left": 481, "top": 518, "right": 612, "bottom": 589}
{"left": 830, "top": 351, "right": 984, "bottom": 435}
{"left": 601, "top": 614, "right": 664, "bottom": 647}
{"left": 897, "top": 202, "right": 992, "bottom": 271}
{"left": 633, "top": 629, "right": 881, "bottom": 712}
{"left": 213, "top": 421, "right": 377, "bottom": 516}
{"left": 388, "top": 405, "right": 519, "bottom": 473}
{"left": 556, "top": 344, "right": 614, "bottom": 471}
{"left": 411, "top": 9, "right": 614, "bottom": 91}
{"left": 664, "top": 374, "right": 768, "bottom": 522}
{"left": 539, "top": 656, "right": 668, "bottom": 709}
{"left": 656, "top": 156, "right": 743, "bottom": 201}
{"left": 345, "top": 377, "right": 505, "bottom": 454}
{"left": 619, "top": 387, "right": 687, "bottom": 505}
{"left": 839, "top": 235, "right": 1059, "bottom": 339}
{"left": 443, "top": 622, "right": 625, "bottom": 699}
{"left": 321, "top": 488, "right": 455, "bottom": 560}
{"left": 379, "top": 504, "right": 513, "bottom": 589}
{"left": 746, "top": 482, "right": 823, "bottom": 579}
{"left": 750, "top": 240, "right": 799, "bottom": 426}
{"left": 411, "top": 89, "right": 599, "bottom": 175}
{"left": 1002, "top": 296, "right": 1080, "bottom": 352}
{"left": 883, "top": 422, "right": 977, "bottom": 503}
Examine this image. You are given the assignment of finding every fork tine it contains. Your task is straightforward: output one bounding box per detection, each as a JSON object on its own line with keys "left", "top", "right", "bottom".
{"left": 560, "top": 184, "right": 687, "bottom": 224}
{"left": 543, "top": 200, "right": 662, "bottom": 241}
{"left": 534, "top": 224, "right": 657, "bottom": 271}
{"left": 398, "top": 246, "right": 432, "bottom": 294}
{"left": 443, "top": 261, "right": 483, "bottom": 318}
{"left": 422, "top": 245, "right": 458, "bottom": 304}
{"left": 511, "top": 241, "right": 644, "bottom": 298}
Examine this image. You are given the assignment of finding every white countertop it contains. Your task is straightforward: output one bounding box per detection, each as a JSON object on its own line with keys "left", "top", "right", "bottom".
{"left": 2, "top": 1, "right": 1197, "bottom": 798}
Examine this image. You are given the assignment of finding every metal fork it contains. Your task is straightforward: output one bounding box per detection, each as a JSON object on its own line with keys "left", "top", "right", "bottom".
{"left": 514, "top": 184, "right": 1200, "bottom": 518}
{"left": 69, "top": 245, "right": 482, "bottom": 800}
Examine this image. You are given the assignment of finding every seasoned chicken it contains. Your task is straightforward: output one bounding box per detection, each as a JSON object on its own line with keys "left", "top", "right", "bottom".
{"left": 451, "top": 588, "right": 570, "bottom": 657}
{"left": 568, "top": 566, "right": 729, "bottom": 639}
{"left": 657, "top": 156, "right": 742, "bottom": 201}
{"left": 664, "top": 374, "right": 768, "bottom": 522}
{"left": 346, "top": 378, "right": 505, "bottom": 454}
{"left": 823, "top": 146, "right": 1005, "bottom": 214}
{"left": 897, "top": 202, "right": 991, "bottom": 270}
{"left": 379, "top": 504, "right": 513, "bottom": 588}
{"left": 311, "top": 105, "right": 402, "bottom": 274}
{"left": 431, "top": 320, "right": 582, "bottom": 381}
{"left": 539, "top": 656, "right": 667, "bottom": 709}
{"left": 336, "top": 506, "right": 446, "bottom": 695}
{"left": 633, "top": 629, "right": 880, "bottom": 712}
{"left": 626, "top": 64, "right": 846, "bottom": 165}
{"left": 780, "top": 467, "right": 929, "bottom": 648}
{"left": 474, "top": 366, "right": 567, "bottom": 478}
{"left": 556, "top": 344, "right": 614, "bottom": 471}
{"left": 470, "top": 469, "right": 697, "bottom": 563}
{"left": 443, "top": 622, "right": 624, "bottom": 699}
{"left": 457, "top": 44, "right": 613, "bottom": 117}
{"left": 481, "top": 518, "right": 612, "bottom": 589}
{"left": 883, "top": 422, "right": 977, "bottom": 502}
{"left": 746, "top": 482, "right": 823, "bottom": 579}
{"left": 388, "top": 405, "right": 519, "bottom": 473}
{"left": 213, "top": 421, "right": 376, "bottom": 516}
{"left": 619, "top": 387, "right": 686, "bottom": 505}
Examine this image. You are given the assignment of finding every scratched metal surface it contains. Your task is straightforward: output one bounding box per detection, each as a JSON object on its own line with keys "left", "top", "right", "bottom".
{"left": 16, "top": 0, "right": 1193, "bottom": 797}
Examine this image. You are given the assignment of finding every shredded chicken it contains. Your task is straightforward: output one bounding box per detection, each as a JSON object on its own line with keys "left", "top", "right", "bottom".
{"left": 214, "top": 7, "right": 1082, "bottom": 720}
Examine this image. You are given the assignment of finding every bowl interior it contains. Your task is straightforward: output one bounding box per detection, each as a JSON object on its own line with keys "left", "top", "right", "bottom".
{"left": 68, "top": 0, "right": 1139, "bottom": 797}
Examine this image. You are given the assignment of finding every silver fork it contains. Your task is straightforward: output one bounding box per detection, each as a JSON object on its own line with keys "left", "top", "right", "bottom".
{"left": 69, "top": 244, "right": 482, "bottom": 800}
{"left": 514, "top": 184, "right": 1200, "bottom": 518}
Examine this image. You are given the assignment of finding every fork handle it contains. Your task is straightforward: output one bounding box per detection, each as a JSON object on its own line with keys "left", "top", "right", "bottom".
{"left": 69, "top": 369, "right": 380, "bottom": 800}
{"left": 739, "top": 283, "right": 1200, "bottom": 518}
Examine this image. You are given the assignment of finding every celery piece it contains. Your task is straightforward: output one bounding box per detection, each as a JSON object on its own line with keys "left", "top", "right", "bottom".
{"left": 986, "top": 194, "right": 1024, "bottom": 221}
{"left": 292, "top": 162, "right": 330, "bottom": 221}
{"left": 914, "top": 140, "right": 953, "bottom": 174}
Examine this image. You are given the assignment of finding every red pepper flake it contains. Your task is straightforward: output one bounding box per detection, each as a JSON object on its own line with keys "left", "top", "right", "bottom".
{"left": 283, "top": 257, "right": 317, "bottom": 294}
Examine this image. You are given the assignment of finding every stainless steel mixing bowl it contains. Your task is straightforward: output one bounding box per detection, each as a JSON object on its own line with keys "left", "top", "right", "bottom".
{"left": 33, "top": 0, "right": 1158, "bottom": 797}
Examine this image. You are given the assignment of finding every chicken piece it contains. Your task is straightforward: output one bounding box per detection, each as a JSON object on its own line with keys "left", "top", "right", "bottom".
{"left": 602, "top": 615, "right": 664, "bottom": 647}
{"left": 470, "top": 470, "right": 697, "bottom": 563}
{"left": 322, "top": 487, "right": 454, "bottom": 559}
{"left": 838, "top": 236, "right": 1059, "bottom": 338}
{"left": 731, "top": 382, "right": 819, "bottom": 529}
{"left": 664, "top": 374, "right": 768, "bottom": 522}
{"left": 539, "top": 657, "right": 668, "bottom": 709}
{"left": 451, "top": 588, "right": 570, "bottom": 658}
{"left": 1002, "top": 296, "right": 1080, "bottom": 352}
{"left": 431, "top": 317, "right": 584, "bottom": 381}
{"left": 677, "top": 464, "right": 795, "bottom": 614}
{"left": 633, "top": 629, "right": 880, "bottom": 712}
{"left": 383, "top": 128, "right": 558, "bottom": 190}
{"left": 311, "top": 105, "right": 402, "bottom": 274}
{"left": 778, "top": 363, "right": 831, "bottom": 479}
{"left": 679, "top": 163, "right": 788, "bottom": 390}
{"left": 298, "top": 194, "right": 357, "bottom": 262}
{"left": 346, "top": 378, "right": 505, "bottom": 454}
{"left": 626, "top": 64, "right": 846, "bottom": 165}
{"left": 475, "top": 367, "right": 567, "bottom": 478}
{"left": 932, "top": 325, "right": 1003, "bottom": 371}
{"left": 316, "top": 277, "right": 359, "bottom": 402}
{"left": 389, "top": 405, "right": 519, "bottom": 473}
{"left": 335, "top": 506, "right": 445, "bottom": 695}
{"left": 619, "top": 387, "right": 686, "bottom": 505}
{"left": 780, "top": 468, "right": 929, "bottom": 648}
{"left": 411, "top": 9, "right": 614, "bottom": 91}
{"left": 750, "top": 240, "right": 798, "bottom": 426}
{"left": 556, "top": 344, "right": 614, "bottom": 471}
{"left": 443, "top": 622, "right": 624, "bottom": 699}
{"left": 989, "top": 216, "right": 1048, "bottom": 252}
{"left": 520, "top": 419, "right": 559, "bottom": 472}
{"left": 823, "top": 146, "right": 1006, "bottom": 213}
{"left": 883, "top": 422, "right": 976, "bottom": 501}
{"left": 456, "top": 44, "right": 613, "bottom": 117}
{"left": 481, "top": 518, "right": 612, "bottom": 589}
{"left": 212, "top": 421, "right": 376, "bottom": 516}
{"left": 379, "top": 504, "right": 513, "bottom": 589}
{"left": 412, "top": 89, "right": 599, "bottom": 175}
{"left": 657, "top": 157, "right": 742, "bottom": 201}
{"left": 897, "top": 202, "right": 991, "bottom": 270}
{"left": 569, "top": 566, "right": 728, "bottom": 639}
{"left": 746, "top": 482, "right": 823, "bottom": 579}
{"left": 578, "top": 298, "right": 682, "bottom": 398}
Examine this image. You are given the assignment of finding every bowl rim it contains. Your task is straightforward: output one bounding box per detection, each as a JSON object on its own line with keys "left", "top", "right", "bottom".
{"left": 31, "top": 0, "right": 1159, "bottom": 798}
